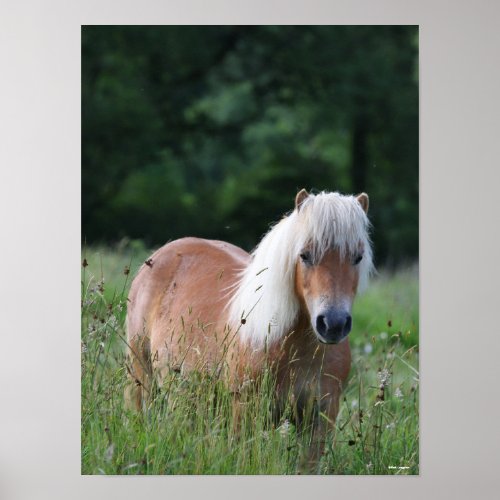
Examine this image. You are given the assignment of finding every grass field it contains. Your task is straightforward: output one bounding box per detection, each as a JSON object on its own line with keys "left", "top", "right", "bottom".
{"left": 81, "top": 242, "right": 419, "bottom": 475}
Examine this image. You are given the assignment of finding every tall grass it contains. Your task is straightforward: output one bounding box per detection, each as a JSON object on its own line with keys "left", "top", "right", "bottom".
{"left": 81, "top": 243, "right": 419, "bottom": 475}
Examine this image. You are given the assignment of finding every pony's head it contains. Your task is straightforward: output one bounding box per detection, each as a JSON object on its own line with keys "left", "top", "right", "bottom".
{"left": 293, "top": 189, "right": 371, "bottom": 344}
{"left": 229, "top": 189, "right": 373, "bottom": 348}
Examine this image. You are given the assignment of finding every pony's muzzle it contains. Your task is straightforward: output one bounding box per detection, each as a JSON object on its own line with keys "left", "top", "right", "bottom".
{"left": 315, "top": 310, "right": 352, "bottom": 344}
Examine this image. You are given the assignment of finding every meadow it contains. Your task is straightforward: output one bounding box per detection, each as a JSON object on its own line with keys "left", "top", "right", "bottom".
{"left": 81, "top": 241, "right": 419, "bottom": 475}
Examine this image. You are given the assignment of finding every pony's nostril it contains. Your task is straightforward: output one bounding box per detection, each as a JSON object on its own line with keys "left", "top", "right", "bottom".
{"left": 344, "top": 314, "right": 352, "bottom": 333}
{"left": 316, "top": 315, "right": 327, "bottom": 334}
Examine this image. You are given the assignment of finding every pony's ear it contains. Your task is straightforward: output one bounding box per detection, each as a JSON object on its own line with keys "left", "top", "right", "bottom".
{"left": 295, "top": 189, "right": 309, "bottom": 211}
{"left": 356, "top": 193, "right": 369, "bottom": 214}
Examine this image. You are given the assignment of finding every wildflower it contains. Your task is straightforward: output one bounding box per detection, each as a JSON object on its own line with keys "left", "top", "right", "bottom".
{"left": 385, "top": 422, "right": 396, "bottom": 430}
{"left": 380, "top": 331, "right": 388, "bottom": 340}
{"left": 108, "top": 315, "right": 118, "bottom": 329}
{"left": 351, "top": 399, "right": 358, "bottom": 409}
{"left": 394, "top": 387, "right": 403, "bottom": 400}
{"left": 377, "top": 368, "right": 391, "bottom": 387}
{"left": 277, "top": 419, "right": 291, "bottom": 438}
{"left": 239, "top": 378, "right": 254, "bottom": 391}
{"left": 104, "top": 443, "right": 114, "bottom": 463}
{"left": 364, "top": 343, "right": 373, "bottom": 354}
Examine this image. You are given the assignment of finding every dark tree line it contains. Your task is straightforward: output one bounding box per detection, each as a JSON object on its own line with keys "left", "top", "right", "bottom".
{"left": 82, "top": 26, "right": 418, "bottom": 265}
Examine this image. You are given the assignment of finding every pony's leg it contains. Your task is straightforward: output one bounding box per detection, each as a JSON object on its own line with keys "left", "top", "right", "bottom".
{"left": 230, "top": 380, "right": 251, "bottom": 437}
{"left": 299, "top": 387, "right": 342, "bottom": 473}
{"left": 231, "top": 391, "right": 243, "bottom": 436}
{"left": 311, "top": 398, "right": 339, "bottom": 466}
{"left": 124, "top": 334, "right": 153, "bottom": 411}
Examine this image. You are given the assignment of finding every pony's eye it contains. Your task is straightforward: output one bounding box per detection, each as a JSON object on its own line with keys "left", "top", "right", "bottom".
{"left": 300, "top": 251, "right": 312, "bottom": 264}
{"left": 352, "top": 254, "right": 363, "bottom": 265}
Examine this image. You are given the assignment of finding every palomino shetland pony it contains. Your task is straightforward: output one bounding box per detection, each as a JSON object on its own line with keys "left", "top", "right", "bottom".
{"left": 125, "top": 189, "right": 372, "bottom": 461}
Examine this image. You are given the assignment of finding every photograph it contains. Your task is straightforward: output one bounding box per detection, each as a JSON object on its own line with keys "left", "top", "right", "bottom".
{"left": 81, "top": 25, "right": 419, "bottom": 475}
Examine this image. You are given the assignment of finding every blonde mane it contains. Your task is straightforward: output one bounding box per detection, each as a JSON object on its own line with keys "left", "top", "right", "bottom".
{"left": 227, "top": 191, "right": 374, "bottom": 348}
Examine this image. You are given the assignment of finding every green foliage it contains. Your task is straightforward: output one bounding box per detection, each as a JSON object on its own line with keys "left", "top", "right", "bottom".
{"left": 81, "top": 246, "right": 419, "bottom": 475}
{"left": 82, "top": 26, "right": 418, "bottom": 265}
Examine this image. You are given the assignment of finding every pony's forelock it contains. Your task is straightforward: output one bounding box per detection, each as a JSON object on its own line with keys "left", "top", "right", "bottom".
{"left": 228, "top": 191, "right": 374, "bottom": 348}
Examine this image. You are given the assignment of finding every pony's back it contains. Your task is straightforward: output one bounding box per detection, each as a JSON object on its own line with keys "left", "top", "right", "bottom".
{"left": 125, "top": 237, "right": 249, "bottom": 408}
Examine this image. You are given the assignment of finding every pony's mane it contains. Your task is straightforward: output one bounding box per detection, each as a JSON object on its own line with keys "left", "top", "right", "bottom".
{"left": 227, "top": 191, "right": 374, "bottom": 348}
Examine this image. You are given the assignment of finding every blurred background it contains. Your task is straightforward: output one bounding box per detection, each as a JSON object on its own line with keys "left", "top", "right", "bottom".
{"left": 82, "top": 26, "right": 418, "bottom": 266}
